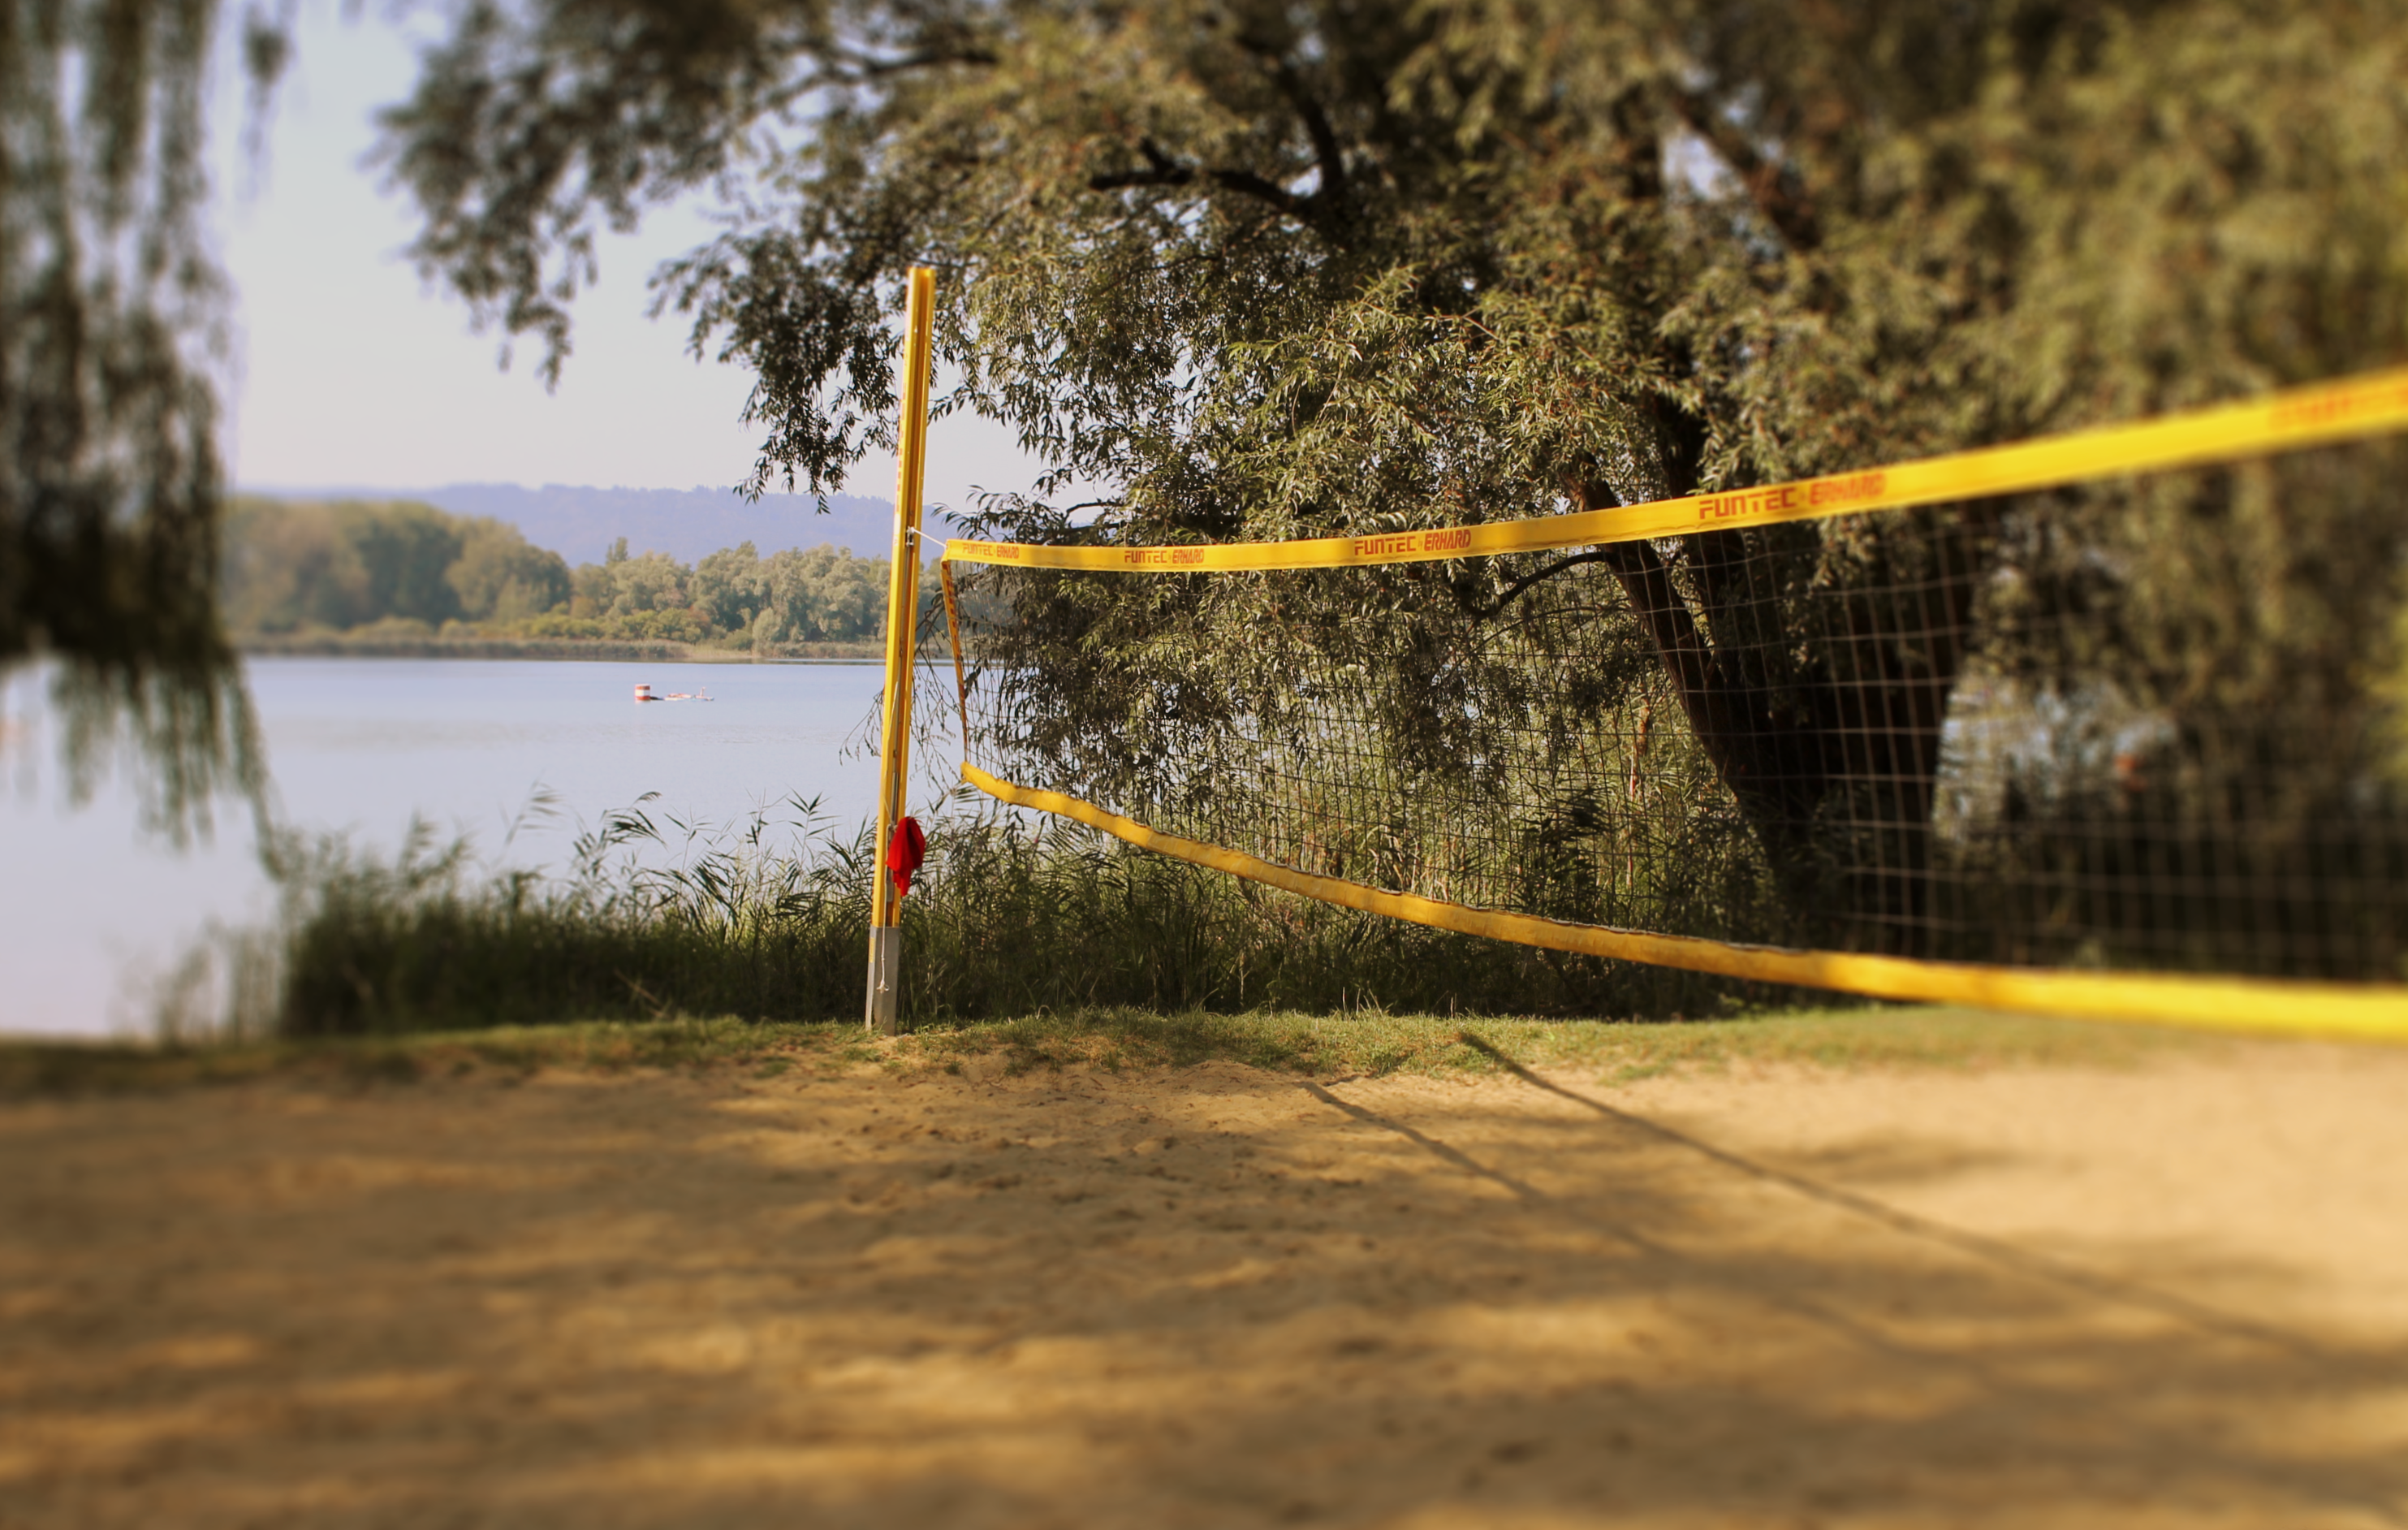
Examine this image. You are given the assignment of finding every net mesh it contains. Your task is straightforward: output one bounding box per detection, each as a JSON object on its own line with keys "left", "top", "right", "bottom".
{"left": 947, "top": 441, "right": 2408, "bottom": 988}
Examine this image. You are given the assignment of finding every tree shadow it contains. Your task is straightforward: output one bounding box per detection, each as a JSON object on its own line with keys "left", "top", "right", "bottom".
{"left": 4, "top": 1057, "right": 2402, "bottom": 1528}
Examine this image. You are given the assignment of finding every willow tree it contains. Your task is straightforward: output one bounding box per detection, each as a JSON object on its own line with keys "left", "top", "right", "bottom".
{"left": 383, "top": 1, "right": 2408, "bottom": 961}
{"left": 1, "top": 0, "right": 291, "bottom": 837}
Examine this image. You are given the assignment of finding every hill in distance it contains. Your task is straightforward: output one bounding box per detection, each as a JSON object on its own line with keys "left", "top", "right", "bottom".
{"left": 240, "top": 483, "right": 971, "bottom": 565}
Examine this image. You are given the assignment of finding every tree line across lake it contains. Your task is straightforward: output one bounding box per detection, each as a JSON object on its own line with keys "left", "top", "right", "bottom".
{"left": 223, "top": 497, "right": 909, "bottom": 652}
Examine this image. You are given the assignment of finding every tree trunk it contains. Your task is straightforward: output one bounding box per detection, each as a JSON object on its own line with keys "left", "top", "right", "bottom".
{"left": 1569, "top": 478, "right": 1992, "bottom": 953}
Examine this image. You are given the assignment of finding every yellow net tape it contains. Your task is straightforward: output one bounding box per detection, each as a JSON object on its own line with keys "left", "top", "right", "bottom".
{"left": 947, "top": 365, "right": 2408, "bottom": 572}
{"left": 941, "top": 369, "right": 2408, "bottom": 1038}
{"left": 965, "top": 767, "right": 2408, "bottom": 1040}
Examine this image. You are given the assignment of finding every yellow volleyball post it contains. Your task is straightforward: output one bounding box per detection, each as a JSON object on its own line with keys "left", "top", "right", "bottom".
{"left": 865, "top": 266, "right": 938, "bottom": 1033}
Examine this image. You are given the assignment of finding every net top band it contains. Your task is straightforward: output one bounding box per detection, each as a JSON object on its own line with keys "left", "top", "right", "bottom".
{"left": 943, "top": 365, "right": 2408, "bottom": 573}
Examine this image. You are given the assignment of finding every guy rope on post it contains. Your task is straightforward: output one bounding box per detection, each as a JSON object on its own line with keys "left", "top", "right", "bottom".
{"left": 865, "top": 266, "right": 938, "bottom": 1033}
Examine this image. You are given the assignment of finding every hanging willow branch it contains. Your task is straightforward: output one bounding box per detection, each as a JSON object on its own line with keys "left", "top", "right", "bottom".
{"left": 0, "top": 0, "right": 287, "bottom": 841}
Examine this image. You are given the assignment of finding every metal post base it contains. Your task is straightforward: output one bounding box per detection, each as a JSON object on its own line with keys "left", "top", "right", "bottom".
{"left": 865, "top": 924, "right": 902, "bottom": 1034}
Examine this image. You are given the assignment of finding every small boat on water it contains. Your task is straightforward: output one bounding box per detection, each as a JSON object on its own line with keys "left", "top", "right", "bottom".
{"left": 632, "top": 682, "right": 712, "bottom": 703}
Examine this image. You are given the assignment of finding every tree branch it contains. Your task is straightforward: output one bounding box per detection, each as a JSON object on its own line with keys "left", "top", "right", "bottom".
{"left": 1234, "top": 34, "right": 1348, "bottom": 210}
{"left": 1468, "top": 548, "right": 1620, "bottom": 618}
{"left": 1089, "top": 139, "right": 1314, "bottom": 221}
{"left": 1565, "top": 476, "right": 1826, "bottom": 865}
{"left": 848, "top": 45, "right": 999, "bottom": 76}
{"left": 1666, "top": 89, "right": 1820, "bottom": 251}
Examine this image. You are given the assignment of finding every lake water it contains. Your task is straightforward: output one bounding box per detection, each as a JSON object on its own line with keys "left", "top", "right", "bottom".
{"left": 0, "top": 657, "right": 968, "bottom": 1037}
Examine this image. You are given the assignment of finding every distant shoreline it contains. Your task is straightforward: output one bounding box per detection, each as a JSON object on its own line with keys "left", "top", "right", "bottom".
{"left": 236, "top": 634, "right": 885, "bottom": 664}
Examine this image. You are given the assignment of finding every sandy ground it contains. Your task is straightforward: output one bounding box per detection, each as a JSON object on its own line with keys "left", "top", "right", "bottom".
{"left": 3, "top": 1039, "right": 2405, "bottom": 1528}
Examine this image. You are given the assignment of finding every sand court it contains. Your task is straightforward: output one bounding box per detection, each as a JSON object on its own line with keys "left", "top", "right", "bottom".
{"left": 3, "top": 1033, "right": 2405, "bottom": 1527}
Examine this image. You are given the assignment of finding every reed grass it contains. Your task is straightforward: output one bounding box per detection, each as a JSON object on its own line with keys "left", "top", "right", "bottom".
{"left": 216, "top": 793, "right": 1789, "bottom": 1039}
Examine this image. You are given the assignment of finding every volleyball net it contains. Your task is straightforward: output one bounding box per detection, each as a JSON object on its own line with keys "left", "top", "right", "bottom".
{"left": 933, "top": 370, "right": 2408, "bottom": 1039}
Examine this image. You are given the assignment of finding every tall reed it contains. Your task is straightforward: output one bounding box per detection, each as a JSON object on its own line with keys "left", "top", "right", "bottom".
{"left": 247, "top": 794, "right": 1762, "bottom": 1038}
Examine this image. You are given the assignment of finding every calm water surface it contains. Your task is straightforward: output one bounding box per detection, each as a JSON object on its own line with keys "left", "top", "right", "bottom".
{"left": 2, "top": 657, "right": 960, "bottom": 1036}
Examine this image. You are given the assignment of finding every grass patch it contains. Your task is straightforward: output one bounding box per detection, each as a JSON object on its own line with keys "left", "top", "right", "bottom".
{"left": 0, "top": 1016, "right": 851, "bottom": 1098}
{"left": 1, "top": 1004, "right": 2216, "bottom": 1099}
{"left": 1480, "top": 1004, "right": 2214, "bottom": 1083}
{"left": 886, "top": 1003, "right": 2209, "bottom": 1082}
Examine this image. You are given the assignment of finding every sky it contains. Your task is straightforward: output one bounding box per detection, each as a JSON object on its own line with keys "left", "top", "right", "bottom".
{"left": 214, "top": 2, "right": 1045, "bottom": 508}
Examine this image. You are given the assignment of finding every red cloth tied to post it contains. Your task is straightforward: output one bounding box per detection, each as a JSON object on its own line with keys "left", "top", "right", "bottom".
{"left": 886, "top": 815, "right": 927, "bottom": 900}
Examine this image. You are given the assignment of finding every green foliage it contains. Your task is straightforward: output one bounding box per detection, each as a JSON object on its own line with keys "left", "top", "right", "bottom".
{"left": 1, "top": 0, "right": 283, "bottom": 838}
{"left": 585, "top": 546, "right": 687, "bottom": 620}
{"left": 346, "top": 501, "right": 465, "bottom": 625}
{"left": 222, "top": 495, "right": 586, "bottom": 632}
{"left": 17, "top": 0, "right": 2405, "bottom": 915}
{"left": 220, "top": 499, "right": 364, "bottom": 632}
{"left": 554, "top": 538, "right": 922, "bottom": 649}
{"left": 684, "top": 539, "right": 891, "bottom": 646}
{"left": 689, "top": 541, "right": 765, "bottom": 631}
{"left": 759, "top": 544, "right": 889, "bottom": 645}
{"left": 448, "top": 516, "right": 572, "bottom": 620}
{"left": 222, "top": 497, "right": 474, "bottom": 631}
{"left": 377, "top": 0, "right": 2408, "bottom": 961}
{"left": 678, "top": 539, "right": 905, "bottom": 647}
{"left": 220, "top": 495, "right": 915, "bottom": 650}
